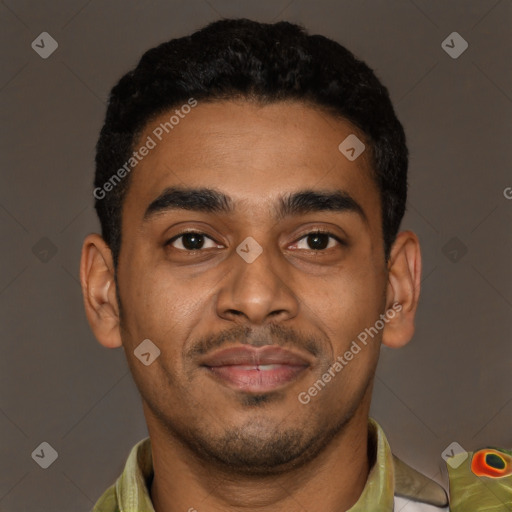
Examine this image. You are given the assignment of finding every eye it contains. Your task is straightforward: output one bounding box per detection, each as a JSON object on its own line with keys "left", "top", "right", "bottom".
{"left": 167, "top": 231, "right": 221, "bottom": 251}
{"left": 292, "top": 230, "right": 344, "bottom": 251}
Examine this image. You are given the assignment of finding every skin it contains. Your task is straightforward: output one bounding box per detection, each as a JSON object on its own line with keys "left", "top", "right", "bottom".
{"left": 80, "top": 100, "right": 421, "bottom": 512}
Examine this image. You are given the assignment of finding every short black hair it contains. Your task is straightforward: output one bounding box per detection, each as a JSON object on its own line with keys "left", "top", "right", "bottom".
{"left": 94, "top": 18, "right": 408, "bottom": 269}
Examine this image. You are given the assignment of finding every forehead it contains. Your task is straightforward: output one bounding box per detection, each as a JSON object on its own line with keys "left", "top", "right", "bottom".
{"left": 121, "top": 100, "right": 380, "bottom": 229}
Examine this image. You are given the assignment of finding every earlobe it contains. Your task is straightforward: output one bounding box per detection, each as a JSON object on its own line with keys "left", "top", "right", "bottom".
{"left": 382, "top": 231, "right": 422, "bottom": 349}
{"left": 80, "top": 234, "right": 122, "bottom": 349}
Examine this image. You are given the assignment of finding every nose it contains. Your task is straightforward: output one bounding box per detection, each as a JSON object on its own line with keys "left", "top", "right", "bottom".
{"left": 216, "top": 238, "right": 299, "bottom": 326}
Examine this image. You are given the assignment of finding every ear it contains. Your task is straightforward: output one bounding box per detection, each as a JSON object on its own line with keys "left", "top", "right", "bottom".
{"left": 381, "top": 230, "right": 422, "bottom": 349}
{"left": 80, "top": 233, "right": 122, "bottom": 349}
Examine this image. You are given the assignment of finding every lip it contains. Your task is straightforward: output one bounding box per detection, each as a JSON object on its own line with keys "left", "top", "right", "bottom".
{"left": 200, "top": 346, "right": 311, "bottom": 393}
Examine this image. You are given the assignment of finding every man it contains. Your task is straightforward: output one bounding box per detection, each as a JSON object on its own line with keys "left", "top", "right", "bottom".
{"left": 80, "top": 18, "right": 500, "bottom": 512}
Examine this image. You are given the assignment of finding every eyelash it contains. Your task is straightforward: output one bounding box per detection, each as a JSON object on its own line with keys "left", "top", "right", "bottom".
{"left": 166, "top": 229, "right": 345, "bottom": 251}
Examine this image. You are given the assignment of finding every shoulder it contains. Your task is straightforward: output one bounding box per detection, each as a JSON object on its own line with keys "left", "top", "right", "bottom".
{"left": 91, "top": 482, "right": 119, "bottom": 512}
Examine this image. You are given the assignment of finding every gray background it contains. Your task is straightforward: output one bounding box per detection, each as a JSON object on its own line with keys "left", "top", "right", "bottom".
{"left": 1, "top": 1, "right": 511, "bottom": 511}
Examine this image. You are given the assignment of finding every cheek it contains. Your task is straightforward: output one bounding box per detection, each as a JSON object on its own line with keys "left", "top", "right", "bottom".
{"left": 118, "top": 260, "right": 204, "bottom": 356}
{"left": 312, "top": 262, "right": 386, "bottom": 353}
{"left": 321, "top": 257, "right": 385, "bottom": 308}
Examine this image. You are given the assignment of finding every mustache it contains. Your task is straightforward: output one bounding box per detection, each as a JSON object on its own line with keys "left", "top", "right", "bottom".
{"left": 187, "top": 323, "right": 323, "bottom": 359}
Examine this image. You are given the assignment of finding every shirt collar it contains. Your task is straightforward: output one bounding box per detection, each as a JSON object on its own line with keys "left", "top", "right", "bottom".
{"left": 114, "top": 417, "right": 395, "bottom": 512}
{"left": 115, "top": 434, "right": 155, "bottom": 512}
{"left": 347, "top": 417, "right": 395, "bottom": 511}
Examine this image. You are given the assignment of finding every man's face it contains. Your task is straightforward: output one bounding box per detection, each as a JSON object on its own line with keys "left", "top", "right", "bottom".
{"left": 116, "top": 100, "right": 388, "bottom": 473}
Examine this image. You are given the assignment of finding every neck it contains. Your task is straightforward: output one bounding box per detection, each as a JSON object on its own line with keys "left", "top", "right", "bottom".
{"left": 148, "top": 405, "right": 372, "bottom": 512}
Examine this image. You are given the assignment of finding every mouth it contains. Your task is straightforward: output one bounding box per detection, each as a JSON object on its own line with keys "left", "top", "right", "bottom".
{"left": 200, "top": 345, "right": 311, "bottom": 393}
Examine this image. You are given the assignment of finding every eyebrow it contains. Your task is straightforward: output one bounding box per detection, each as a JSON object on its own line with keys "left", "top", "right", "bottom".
{"left": 143, "top": 186, "right": 367, "bottom": 224}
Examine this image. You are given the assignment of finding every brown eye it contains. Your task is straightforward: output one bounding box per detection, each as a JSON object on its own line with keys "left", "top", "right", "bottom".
{"left": 305, "top": 233, "right": 330, "bottom": 250}
{"left": 167, "top": 232, "right": 219, "bottom": 251}
{"left": 293, "top": 231, "right": 343, "bottom": 251}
